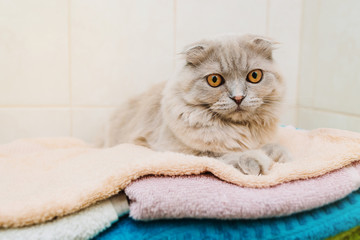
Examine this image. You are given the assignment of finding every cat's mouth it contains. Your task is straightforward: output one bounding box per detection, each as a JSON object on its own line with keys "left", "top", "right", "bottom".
{"left": 235, "top": 105, "right": 243, "bottom": 112}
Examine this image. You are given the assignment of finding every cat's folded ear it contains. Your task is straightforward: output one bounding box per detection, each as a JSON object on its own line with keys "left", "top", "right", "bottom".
{"left": 181, "top": 42, "right": 213, "bottom": 67}
{"left": 248, "top": 35, "right": 280, "bottom": 60}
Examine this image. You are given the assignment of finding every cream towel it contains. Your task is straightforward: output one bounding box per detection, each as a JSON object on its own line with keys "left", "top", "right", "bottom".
{"left": 1, "top": 126, "right": 360, "bottom": 227}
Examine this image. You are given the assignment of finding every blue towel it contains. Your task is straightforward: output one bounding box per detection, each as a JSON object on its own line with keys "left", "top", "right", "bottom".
{"left": 95, "top": 189, "right": 360, "bottom": 240}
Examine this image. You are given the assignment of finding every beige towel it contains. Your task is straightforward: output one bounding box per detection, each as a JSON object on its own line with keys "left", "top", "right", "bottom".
{"left": 1, "top": 126, "right": 360, "bottom": 228}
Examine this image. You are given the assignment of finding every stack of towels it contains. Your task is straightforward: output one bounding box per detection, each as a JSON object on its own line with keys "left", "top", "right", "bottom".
{"left": 1, "top": 126, "right": 360, "bottom": 239}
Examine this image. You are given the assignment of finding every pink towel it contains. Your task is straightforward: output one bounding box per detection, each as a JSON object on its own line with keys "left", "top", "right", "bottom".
{"left": 126, "top": 163, "right": 360, "bottom": 220}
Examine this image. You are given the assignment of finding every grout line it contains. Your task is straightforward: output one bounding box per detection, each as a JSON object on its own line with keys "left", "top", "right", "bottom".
{"left": 312, "top": 0, "right": 321, "bottom": 108}
{"left": 294, "top": 0, "right": 306, "bottom": 127}
{"left": 0, "top": 105, "right": 118, "bottom": 108}
{"left": 68, "top": 0, "right": 73, "bottom": 137}
{"left": 298, "top": 106, "right": 360, "bottom": 119}
{"left": 71, "top": 105, "right": 117, "bottom": 108}
{"left": 265, "top": 0, "right": 270, "bottom": 36}
{"left": 173, "top": 0, "right": 177, "bottom": 70}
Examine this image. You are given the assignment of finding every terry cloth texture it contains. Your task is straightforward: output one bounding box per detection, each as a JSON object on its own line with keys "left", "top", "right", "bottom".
{"left": 96, "top": 190, "right": 360, "bottom": 240}
{"left": 126, "top": 163, "right": 360, "bottom": 220}
{"left": 2, "top": 126, "right": 360, "bottom": 227}
{"left": 0, "top": 194, "right": 129, "bottom": 240}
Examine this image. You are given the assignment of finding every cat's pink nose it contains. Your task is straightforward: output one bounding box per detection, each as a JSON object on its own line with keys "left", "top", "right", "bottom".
{"left": 230, "top": 95, "right": 244, "bottom": 105}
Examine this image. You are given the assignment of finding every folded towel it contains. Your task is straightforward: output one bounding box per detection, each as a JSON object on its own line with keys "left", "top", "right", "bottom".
{"left": 2, "top": 127, "right": 360, "bottom": 227}
{"left": 96, "top": 189, "right": 360, "bottom": 240}
{"left": 126, "top": 163, "right": 360, "bottom": 220}
{"left": 0, "top": 194, "right": 129, "bottom": 240}
{"left": 327, "top": 226, "right": 360, "bottom": 240}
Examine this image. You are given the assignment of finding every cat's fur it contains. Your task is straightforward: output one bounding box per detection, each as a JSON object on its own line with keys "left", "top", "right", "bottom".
{"left": 101, "top": 34, "right": 292, "bottom": 175}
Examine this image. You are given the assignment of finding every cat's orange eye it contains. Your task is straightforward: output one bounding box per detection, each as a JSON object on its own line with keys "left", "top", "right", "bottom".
{"left": 206, "top": 74, "right": 223, "bottom": 87}
{"left": 247, "top": 69, "right": 263, "bottom": 83}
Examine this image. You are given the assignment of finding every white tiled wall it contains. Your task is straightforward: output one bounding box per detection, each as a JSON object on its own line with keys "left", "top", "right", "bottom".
{"left": 0, "top": 108, "right": 71, "bottom": 142}
{"left": 71, "top": 0, "right": 174, "bottom": 106}
{"left": 297, "top": 0, "right": 360, "bottom": 131}
{"left": 298, "top": 108, "right": 360, "bottom": 132}
{"left": 176, "top": 0, "right": 268, "bottom": 49}
{"left": 0, "top": 0, "right": 69, "bottom": 106}
{"left": 2, "top": 0, "right": 356, "bottom": 144}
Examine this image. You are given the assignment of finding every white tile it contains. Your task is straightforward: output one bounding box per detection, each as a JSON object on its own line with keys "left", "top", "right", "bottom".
{"left": 297, "top": 107, "right": 360, "bottom": 133}
{"left": 298, "top": 0, "right": 320, "bottom": 107}
{"left": 71, "top": 0, "right": 174, "bottom": 106}
{"left": 0, "top": 108, "right": 71, "bottom": 143}
{"left": 312, "top": 0, "right": 360, "bottom": 115}
{"left": 72, "top": 107, "right": 115, "bottom": 144}
{"left": 0, "top": 0, "right": 69, "bottom": 105}
{"left": 268, "top": 0, "right": 302, "bottom": 106}
{"left": 280, "top": 104, "right": 297, "bottom": 126}
{"left": 176, "top": 0, "right": 267, "bottom": 51}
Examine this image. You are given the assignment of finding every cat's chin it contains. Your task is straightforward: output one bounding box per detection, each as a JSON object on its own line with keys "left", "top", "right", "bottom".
{"left": 235, "top": 106, "right": 243, "bottom": 112}
{"left": 227, "top": 112, "right": 250, "bottom": 122}
{"left": 217, "top": 109, "right": 254, "bottom": 123}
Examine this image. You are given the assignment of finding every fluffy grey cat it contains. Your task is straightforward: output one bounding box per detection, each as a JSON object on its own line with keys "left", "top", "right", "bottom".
{"left": 100, "top": 34, "right": 292, "bottom": 175}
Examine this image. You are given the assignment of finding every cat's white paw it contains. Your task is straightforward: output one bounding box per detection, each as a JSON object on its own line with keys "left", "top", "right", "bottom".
{"left": 261, "top": 143, "right": 293, "bottom": 163}
{"left": 237, "top": 155, "right": 262, "bottom": 175}
{"left": 221, "top": 150, "right": 273, "bottom": 175}
{"left": 236, "top": 150, "right": 273, "bottom": 175}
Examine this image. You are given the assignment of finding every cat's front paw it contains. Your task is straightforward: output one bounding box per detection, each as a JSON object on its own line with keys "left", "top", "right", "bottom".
{"left": 236, "top": 150, "right": 273, "bottom": 175}
{"left": 261, "top": 143, "right": 293, "bottom": 163}
{"left": 221, "top": 150, "right": 273, "bottom": 175}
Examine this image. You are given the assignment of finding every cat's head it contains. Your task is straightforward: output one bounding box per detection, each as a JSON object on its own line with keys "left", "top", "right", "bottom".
{"left": 165, "top": 34, "right": 285, "bottom": 124}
